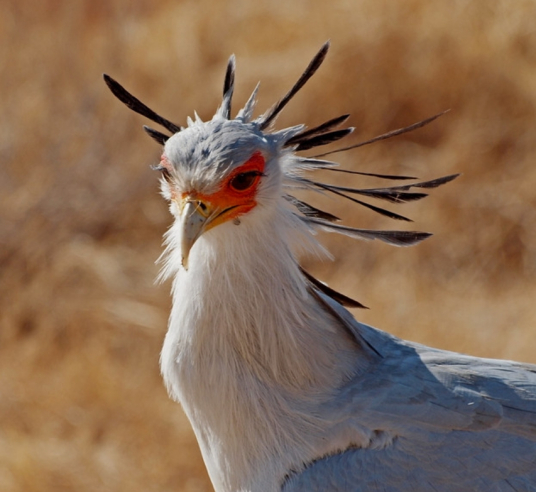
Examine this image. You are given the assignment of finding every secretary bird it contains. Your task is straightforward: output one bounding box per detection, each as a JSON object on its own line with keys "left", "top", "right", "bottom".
{"left": 104, "top": 42, "right": 536, "bottom": 491}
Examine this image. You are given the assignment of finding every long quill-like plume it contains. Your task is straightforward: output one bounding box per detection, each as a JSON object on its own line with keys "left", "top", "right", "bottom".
{"left": 259, "top": 41, "right": 330, "bottom": 130}
{"left": 103, "top": 74, "right": 181, "bottom": 134}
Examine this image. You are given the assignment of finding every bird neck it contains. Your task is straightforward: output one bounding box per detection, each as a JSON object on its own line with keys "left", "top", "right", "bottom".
{"left": 165, "top": 204, "right": 358, "bottom": 391}
{"left": 161, "top": 205, "right": 361, "bottom": 490}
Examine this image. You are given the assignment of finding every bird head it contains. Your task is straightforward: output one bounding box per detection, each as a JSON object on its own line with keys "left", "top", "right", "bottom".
{"left": 158, "top": 117, "right": 288, "bottom": 269}
{"left": 104, "top": 42, "right": 457, "bottom": 305}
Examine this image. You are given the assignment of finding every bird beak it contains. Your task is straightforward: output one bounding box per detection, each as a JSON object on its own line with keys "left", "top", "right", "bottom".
{"left": 178, "top": 198, "right": 212, "bottom": 270}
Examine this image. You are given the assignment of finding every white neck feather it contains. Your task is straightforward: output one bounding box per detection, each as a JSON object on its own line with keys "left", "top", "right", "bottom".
{"left": 161, "top": 203, "right": 362, "bottom": 491}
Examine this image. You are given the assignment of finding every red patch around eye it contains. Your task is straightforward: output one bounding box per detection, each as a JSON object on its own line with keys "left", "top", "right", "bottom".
{"left": 239, "top": 152, "right": 265, "bottom": 174}
{"left": 226, "top": 152, "right": 266, "bottom": 196}
{"left": 180, "top": 152, "right": 266, "bottom": 223}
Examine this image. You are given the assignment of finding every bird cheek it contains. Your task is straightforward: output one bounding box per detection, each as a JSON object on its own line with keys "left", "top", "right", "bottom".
{"left": 226, "top": 201, "right": 257, "bottom": 222}
{"left": 204, "top": 202, "right": 254, "bottom": 231}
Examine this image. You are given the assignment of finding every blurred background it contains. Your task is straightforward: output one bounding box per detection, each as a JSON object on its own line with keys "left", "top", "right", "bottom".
{"left": 2, "top": 0, "right": 536, "bottom": 490}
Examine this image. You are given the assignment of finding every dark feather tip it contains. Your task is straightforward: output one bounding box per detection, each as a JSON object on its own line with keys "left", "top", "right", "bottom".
{"left": 143, "top": 126, "right": 170, "bottom": 145}
{"left": 313, "top": 182, "right": 413, "bottom": 222}
{"left": 306, "top": 218, "right": 432, "bottom": 246}
{"left": 301, "top": 268, "right": 368, "bottom": 309}
{"left": 260, "top": 41, "right": 330, "bottom": 130}
{"left": 323, "top": 169, "right": 418, "bottom": 180}
{"left": 295, "top": 128, "right": 354, "bottom": 152}
{"left": 314, "top": 109, "right": 451, "bottom": 158}
{"left": 103, "top": 74, "right": 182, "bottom": 134}
{"left": 285, "top": 114, "right": 351, "bottom": 147}
{"left": 412, "top": 173, "right": 460, "bottom": 189}
{"left": 286, "top": 195, "right": 340, "bottom": 222}
{"left": 222, "top": 54, "right": 236, "bottom": 119}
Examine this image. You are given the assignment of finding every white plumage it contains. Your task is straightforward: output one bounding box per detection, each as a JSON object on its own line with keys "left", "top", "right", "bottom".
{"left": 105, "top": 42, "right": 536, "bottom": 492}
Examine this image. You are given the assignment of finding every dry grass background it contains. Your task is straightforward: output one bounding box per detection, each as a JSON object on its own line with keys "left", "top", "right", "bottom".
{"left": 2, "top": 0, "right": 536, "bottom": 490}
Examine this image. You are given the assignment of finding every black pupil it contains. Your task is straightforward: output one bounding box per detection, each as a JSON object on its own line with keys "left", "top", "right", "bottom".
{"left": 231, "top": 172, "right": 258, "bottom": 191}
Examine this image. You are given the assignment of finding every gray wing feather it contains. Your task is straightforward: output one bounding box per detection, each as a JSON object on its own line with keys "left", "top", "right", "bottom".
{"left": 284, "top": 294, "right": 536, "bottom": 491}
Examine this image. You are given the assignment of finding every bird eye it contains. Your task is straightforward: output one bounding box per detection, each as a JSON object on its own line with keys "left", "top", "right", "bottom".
{"left": 229, "top": 171, "right": 261, "bottom": 192}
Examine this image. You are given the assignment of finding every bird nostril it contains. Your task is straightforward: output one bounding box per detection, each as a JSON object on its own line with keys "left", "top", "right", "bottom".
{"left": 191, "top": 200, "right": 211, "bottom": 218}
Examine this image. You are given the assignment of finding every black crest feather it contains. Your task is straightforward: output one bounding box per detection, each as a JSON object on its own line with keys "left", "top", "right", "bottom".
{"left": 285, "top": 114, "right": 350, "bottom": 147}
{"left": 285, "top": 195, "right": 340, "bottom": 222}
{"left": 143, "top": 126, "right": 170, "bottom": 145}
{"left": 294, "top": 128, "right": 355, "bottom": 152}
{"left": 313, "top": 110, "right": 450, "bottom": 158}
{"left": 312, "top": 182, "right": 414, "bottom": 222}
{"left": 322, "top": 168, "right": 418, "bottom": 180}
{"left": 222, "top": 55, "right": 236, "bottom": 120}
{"left": 259, "top": 41, "right": 330, "bottom": 130}
{"left": 301, "top": 268, "right": 367, "bottom": 309}
{"left": 103, "top": 74, "right": 182, "bottom": 134}
{"left": 306, "top": 218, "right": 432, "bottom": 246}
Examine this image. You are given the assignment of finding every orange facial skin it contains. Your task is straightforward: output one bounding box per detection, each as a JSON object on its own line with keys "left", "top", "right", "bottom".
{"left": 164, "top": 152, "right": 266, "bottom": 232}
